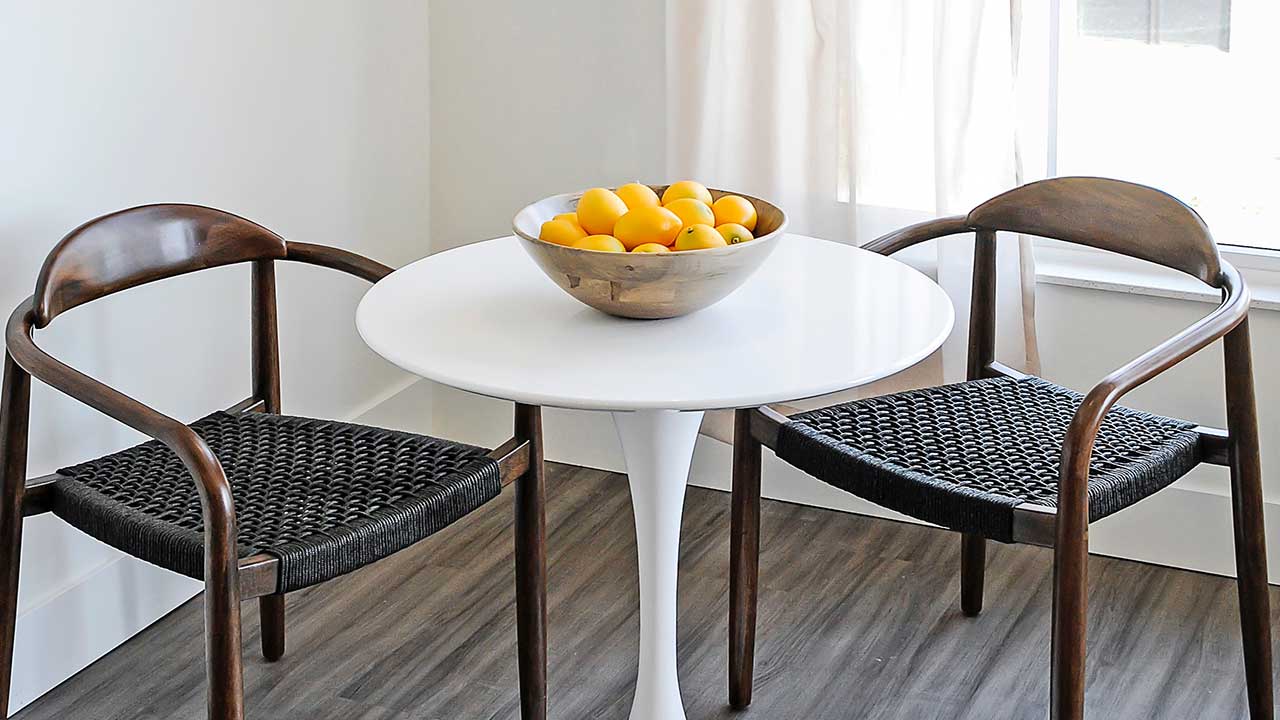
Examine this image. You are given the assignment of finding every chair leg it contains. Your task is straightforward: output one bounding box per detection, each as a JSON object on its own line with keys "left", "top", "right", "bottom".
{"left": 0, "top": 510, "right": 20, "bottom": 718}
{"left": 260, "top": 594, "right": 285, "bottom": 662}
{"left": 514, "top": 403, "right": 547, "bottom": 720}
{"left": 205, "top": 573, "right": 245, "bottom": 720}
{"left": 729, "top": 409, "right": 762, "bottom": 710}
{"left": 1224, "top": 320, "right": 1274, "bottom": 719}
{"left": 0, "top": 352, "right": 30, "bottom": 716}
{"left": 203, "top": 509, "right": 245, "bottom": 720}
{"left": 960, "top": 534, "right": 985, "bottom": 617}
{"left": 1050, "top": 508, "right": 1088, "bottom": 720}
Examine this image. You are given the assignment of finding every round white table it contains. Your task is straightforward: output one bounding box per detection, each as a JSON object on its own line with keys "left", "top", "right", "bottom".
{"left": 356, "top": 234, "right": 953, "bottom": 720}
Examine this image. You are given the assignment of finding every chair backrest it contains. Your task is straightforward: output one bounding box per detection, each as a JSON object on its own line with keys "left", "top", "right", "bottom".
{"left": 966, "top": 176, "right": 1223, "bottom": 286}
{"left": 32, "top": 204, "right": 288, "bottom": 328}
{"left": 956, "top": 177, "right": 1230, "bottom": 383}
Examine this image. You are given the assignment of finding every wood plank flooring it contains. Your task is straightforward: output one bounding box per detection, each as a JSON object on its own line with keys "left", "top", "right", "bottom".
{"left": 15, "top": 463, "right": 1279, "bottom": 719}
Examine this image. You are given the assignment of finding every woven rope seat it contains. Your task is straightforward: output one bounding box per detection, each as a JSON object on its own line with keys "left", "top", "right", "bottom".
{"left": 50, "top": 411, "right": 501, "bottom": 592}
{"left": 775, "top": 376, "right": 1202, "bottom": 543}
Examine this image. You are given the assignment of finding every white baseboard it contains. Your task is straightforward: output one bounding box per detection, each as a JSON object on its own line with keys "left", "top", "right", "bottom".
{"left": 9, "top": 555, "right": 200, "bottom": 715}
{"left": 381, "top": 379, "right": 1280, "bottom": 585}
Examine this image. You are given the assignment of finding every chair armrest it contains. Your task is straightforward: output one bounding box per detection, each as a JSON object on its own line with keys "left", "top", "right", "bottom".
{"left": 284, "top": 241, "right": 393, "bottom": 284}
{"left": 1058, "top": 262, "right": 1250, "bottom": 511}
{"left": 862, "top": 215, "right": 971, "bottom": 256}
{"left": 5, "top": 300, "right": 236, "bottom": 527}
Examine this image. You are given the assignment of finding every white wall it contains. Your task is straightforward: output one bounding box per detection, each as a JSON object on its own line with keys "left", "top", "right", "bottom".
{"left": 419, "top": 0, "right": 667, "bottom": 460}
{"left": 428, "top": 0, "right": 666, "bottom": 254}
{"left": 0, "top": 2, "right": 430, "bottom": 712}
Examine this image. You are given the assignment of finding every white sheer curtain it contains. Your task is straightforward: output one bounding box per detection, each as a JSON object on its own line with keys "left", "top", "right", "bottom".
{"left": 668, "top": 0, "right": 1041, "bottom": 441}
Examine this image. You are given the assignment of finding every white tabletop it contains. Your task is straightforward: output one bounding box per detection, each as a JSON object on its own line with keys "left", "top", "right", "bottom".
{"left": 356, "top": 234, "right": 954, "bottom": 412}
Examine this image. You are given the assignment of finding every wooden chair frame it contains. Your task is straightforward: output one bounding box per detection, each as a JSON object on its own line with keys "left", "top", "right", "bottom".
{"left": 0, "top": 205, "right": 548, "bottom": 719}
{"left": 728, "top": 178, "right": 1273, "bottom": 719}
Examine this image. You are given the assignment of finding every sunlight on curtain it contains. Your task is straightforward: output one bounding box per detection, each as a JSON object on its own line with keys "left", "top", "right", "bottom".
{"left": 669, "top": 0, "right": 1042, "bottom": 441}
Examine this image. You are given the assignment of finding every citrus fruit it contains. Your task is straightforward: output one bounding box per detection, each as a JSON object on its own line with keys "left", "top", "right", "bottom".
{"left": 661, "top": 180, "right": 713, "bottom": 206}
{"left": 712, "top": 195, "right": 758, "bottom": 231}
{"left": 554, "top": 212, "right": 584, "bottom": 233}
{"left": 615, "top": 183, "right": 660, "bottom": 210}
{"left": 674, "top": 223, "right": 728, "bottom": 250}
{"left": 613, "top": 206, "right": 682, "bottom": 250}
{"left": 716, "top": 223, "right": 754, "bottom": 245}
{"left": 576, "top": 188, "right": 628, "bottom": 235}
{"left": 631, "top": 243, "right": 672, "bottom": 253}
{"left": 573, "top": 234, "right": 626, "bottom": 252}
{"left": 539, "top": 219, "right": 587, "bottom": 246}
{"left": 664, "top": 197, "right": 715, "bottom": 229}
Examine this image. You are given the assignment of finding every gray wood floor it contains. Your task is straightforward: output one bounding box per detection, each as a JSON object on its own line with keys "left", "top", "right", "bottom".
{"left": 16, "top": 463, "right": 1279, "bottom": 719}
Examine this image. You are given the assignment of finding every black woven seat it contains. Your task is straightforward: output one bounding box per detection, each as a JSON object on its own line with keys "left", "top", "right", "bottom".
{"left": 50, "top": 411, "right": 501, "bottom": 592}
{"left": 775, "top": 376, "right": 1202, "bottom": 543}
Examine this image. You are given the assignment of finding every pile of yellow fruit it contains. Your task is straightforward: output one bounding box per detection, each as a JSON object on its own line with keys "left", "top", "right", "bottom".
{"left": 539, "top": 181, "right": 758, "bottom": 253}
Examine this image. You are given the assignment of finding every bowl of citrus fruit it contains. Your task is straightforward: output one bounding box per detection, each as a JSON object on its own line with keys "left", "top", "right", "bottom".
{"left": 513, "top": 181, "right": 786, "bottom": 319}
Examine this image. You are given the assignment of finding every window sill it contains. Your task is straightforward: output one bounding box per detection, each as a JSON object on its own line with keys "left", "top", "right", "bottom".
{"left": 1034, "top": 241, "right": 1280, "bottom": 312}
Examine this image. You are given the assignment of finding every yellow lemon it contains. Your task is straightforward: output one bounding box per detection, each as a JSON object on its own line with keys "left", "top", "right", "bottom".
{"left": 576, "top": 188, "right": 629, "bottom": 235}
{"left": 712, "top": 195, "right": 758, "bottom": 231}
{"left": 716, "top": 223, "right": 754, "bottom": 245}
{"left": 631, "top": 243, "right": 672, "bottom": 253}
{"left": 674, "top": 223, "right": 728, "bottom": 251}
{"left": 664, "top": 197, "right": 715, "bottom": 229}
{"left": 661, "top": 180, "right": 713, "bottom": 206}
{"left": 615, "top": 182, "right": 660, "bottom": 210}
{"left": 554, "top": 212, "right": 585, "bottom": 233}
{"left": 613, "top": 206, "right": 682, "bottom": 250}
{"left": 539, "top": 219, "right": 587, "bottom": 247}
{"left": 573, "top": 234, "right": 626, "bottom": 252}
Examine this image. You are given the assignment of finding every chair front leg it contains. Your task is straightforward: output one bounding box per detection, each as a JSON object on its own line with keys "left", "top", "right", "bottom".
{"left": 0, "top": 352, "right": 30, "bottom": 715}
{"left": 514, "top": 403, "right": 547, "bottom": 720}
{"left": 205, "top": 567, "right": 245, "bottom": 720}
{"left": 1051, "top": 464, "right": 1090, "bottom": 720}
{"left": 201, "top": 486, "right": 244, "bottom": 719}
{"left": 1223, "top": 319, "right": 1274, "bottom": 719}
{"left": 1050, "top": 521, "right": 1088, "bottom": 720}
{"left": 729, "top": 408, "right": 762, "bottom": 709}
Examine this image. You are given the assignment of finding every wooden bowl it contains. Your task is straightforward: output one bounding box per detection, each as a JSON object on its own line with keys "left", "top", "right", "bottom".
{"left": 513, "top": 186, "right": 787, "bottom": 319}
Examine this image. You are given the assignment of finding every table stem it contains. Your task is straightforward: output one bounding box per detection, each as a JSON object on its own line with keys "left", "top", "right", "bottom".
{"left": 612, "top": 409, "right": 704, "bottom": 720}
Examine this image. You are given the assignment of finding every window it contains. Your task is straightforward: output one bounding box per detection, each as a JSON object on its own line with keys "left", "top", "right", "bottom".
{"left": 1079, "top": 0, "right": 1231, "bottom": 50}
{"left": 832, "top": 1, "right": 1278, "bottom": 253}
{"left": 1057, "top": 0, "right": 1279, "bottom": 250}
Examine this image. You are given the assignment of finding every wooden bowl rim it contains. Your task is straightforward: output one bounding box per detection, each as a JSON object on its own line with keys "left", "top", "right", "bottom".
{"left": 512, "top": 185, "right": 788, "bottom": 257}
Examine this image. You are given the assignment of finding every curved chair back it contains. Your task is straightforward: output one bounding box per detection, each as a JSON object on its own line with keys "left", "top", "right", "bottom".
{"left": 966, "top": 176, "right": 1223, "bottom": 286}
{"left": 32, "top": 204, "right": 288, "bottom": 328}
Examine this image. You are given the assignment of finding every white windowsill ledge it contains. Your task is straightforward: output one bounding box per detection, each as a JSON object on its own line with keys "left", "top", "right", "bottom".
{"left": 1034, "top": 241, "right": 1280, "bottom": 312}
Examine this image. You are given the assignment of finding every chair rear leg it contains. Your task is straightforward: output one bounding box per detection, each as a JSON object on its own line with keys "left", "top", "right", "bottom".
{"left": 960, "top": 534, "right": 986, "bottom": 617}
{"left": 729, "top": 409, "right": 762, "bottom": 710}
{"left": 0, "top": 352, "right": 30, "bottom": 715}
{"left": 260, "top": 594, "right": 285, "bottom": 662}
{"left": 1224, "top": 320, "right": 1274, "bottom": 719}
{"left": 514, "top": 403, "right": 547, "bottom": 720}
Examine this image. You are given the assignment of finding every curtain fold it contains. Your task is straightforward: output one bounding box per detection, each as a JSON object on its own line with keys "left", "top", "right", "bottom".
{"left": 668, "top": 0, "right": 1040, "bottom": 443}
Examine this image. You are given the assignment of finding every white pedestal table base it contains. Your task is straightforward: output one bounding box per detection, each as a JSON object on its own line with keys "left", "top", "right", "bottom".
{"left": 611, "top": 409, "right": 705, "bottom": 720}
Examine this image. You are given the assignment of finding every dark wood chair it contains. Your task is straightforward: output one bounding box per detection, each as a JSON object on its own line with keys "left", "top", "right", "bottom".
{"left": 0, "top": 205, "right": 549, "bottom": 720}
{"left": 727, "top": 177, "right": 1273, "bottom": 719}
